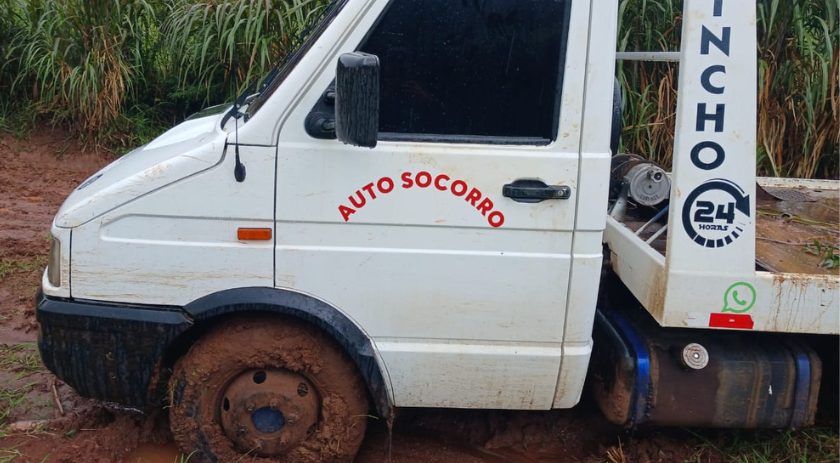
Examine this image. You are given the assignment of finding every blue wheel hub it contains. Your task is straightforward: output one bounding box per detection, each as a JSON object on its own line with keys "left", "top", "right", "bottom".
{"left": 219, "top": 369, "right": 320, "bottom": 457}
{"left": 252, "top": 407, "right": 286, "bottom": 433}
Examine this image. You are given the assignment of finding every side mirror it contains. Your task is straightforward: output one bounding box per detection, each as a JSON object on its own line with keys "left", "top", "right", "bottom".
{"left": 335, "top": 52, "right": 380, "bottom": 148}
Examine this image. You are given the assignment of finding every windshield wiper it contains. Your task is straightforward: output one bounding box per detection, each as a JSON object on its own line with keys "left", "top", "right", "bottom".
{"left": 220, "top": 0, "right": 339, "bottom": 128}
{"left": 221, "top": 79, "right": 259, "bottom": 127}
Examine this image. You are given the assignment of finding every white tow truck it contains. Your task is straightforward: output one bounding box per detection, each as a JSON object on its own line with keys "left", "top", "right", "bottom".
{"left": 36, "top": 0, "right": 838, "bottom": 461}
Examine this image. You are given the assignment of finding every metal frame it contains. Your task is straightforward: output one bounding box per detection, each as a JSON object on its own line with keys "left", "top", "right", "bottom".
{"left": 605, "top": 0, "right": 839, "bottom": 335}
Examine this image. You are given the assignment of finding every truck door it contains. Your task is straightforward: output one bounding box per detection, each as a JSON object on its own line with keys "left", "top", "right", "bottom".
{"left": 274, "top": 0, "right": 589, "bottom": 409}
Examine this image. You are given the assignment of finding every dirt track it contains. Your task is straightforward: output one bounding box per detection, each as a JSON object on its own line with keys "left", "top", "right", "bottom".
{"left": 0, "top": 129, "right": 836, "bottom": 463}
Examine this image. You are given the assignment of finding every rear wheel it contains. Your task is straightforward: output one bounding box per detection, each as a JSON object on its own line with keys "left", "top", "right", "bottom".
{"left": 169, "top": 316, "right": 369, "bottom": 463}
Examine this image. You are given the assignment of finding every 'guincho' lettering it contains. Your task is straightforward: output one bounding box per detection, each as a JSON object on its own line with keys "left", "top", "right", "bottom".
{"left": 691, "top": 4, "right": 729, "bottom": 171}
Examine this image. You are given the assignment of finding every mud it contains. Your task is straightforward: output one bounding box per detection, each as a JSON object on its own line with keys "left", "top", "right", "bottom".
{"left": 0, "top": 129, "right": 836, "bottom": 462}
{"left": 0, "top": 129, "right": 113, "bottom": 337}
{"left": 168, "top": 316, "right": 369, "bottom": 462}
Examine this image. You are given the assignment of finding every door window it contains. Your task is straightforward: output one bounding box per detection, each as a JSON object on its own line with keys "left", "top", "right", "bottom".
{"left": 359, "top": 0, "right": 571, "bottom": 143}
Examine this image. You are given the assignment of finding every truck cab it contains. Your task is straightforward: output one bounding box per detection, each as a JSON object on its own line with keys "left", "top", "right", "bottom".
{"left": 36, "top": 0, "right": 837, "bottom": 461}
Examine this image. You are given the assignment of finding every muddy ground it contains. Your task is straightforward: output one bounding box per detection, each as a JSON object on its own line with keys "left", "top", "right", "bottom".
{"left": 0, "top": 129, "right": 837, "bottom": 463}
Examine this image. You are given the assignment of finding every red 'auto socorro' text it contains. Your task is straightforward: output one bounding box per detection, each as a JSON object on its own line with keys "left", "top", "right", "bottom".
{"left": 338, "top": 171, "right": 505, "bottom": 228}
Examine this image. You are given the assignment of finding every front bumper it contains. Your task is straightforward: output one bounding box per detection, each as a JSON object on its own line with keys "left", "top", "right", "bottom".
{"left": 36, "top": 289, "right": 192, "bottom": 407}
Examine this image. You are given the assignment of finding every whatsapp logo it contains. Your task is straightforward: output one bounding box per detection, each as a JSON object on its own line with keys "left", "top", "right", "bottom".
{"left": 722, "top": 282, "right": 757, "bottom": 313}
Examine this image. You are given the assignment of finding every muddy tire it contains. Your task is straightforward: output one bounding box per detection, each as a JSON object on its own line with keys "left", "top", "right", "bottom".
{"left": 168, "top": 316, "right": 369, "bottom": 463}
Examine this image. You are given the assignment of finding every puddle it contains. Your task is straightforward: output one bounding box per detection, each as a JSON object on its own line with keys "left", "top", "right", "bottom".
{"left": 123, "top": 407, "right": 602, "bottom": 463}
{"left": 124, "top": 443, "right": 182, "bottom": 463}
{"left": 123, "top": 435, "right": 571, "bottom": 463}
{"left": 479, "top": 446, "right": 581, "bottom": 462}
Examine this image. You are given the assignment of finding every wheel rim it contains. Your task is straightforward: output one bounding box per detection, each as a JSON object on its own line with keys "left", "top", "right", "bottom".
{"left": 219, "top": 368, "right": 320, "bottom": 456}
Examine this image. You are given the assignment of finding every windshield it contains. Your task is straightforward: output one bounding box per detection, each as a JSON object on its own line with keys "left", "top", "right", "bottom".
{"left": 245, "top": 0, "right": 348, "bottom": 118}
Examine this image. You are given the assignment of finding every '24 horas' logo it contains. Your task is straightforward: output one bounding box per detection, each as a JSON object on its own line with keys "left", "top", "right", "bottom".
{"left": 681, "top": 179, "right": 750, "bottom": 249}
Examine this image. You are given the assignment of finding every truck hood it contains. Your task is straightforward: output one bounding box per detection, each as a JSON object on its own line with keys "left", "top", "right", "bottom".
{"left": 55, "top": 114, "right": 228, "bottom": 228}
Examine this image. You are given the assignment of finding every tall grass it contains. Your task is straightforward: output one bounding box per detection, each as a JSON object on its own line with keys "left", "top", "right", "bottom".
{"left": 616, "top": 0, "right": 680, "bottom": 167}
{"left": 756, "top": 0, "right": 839, "bottom": 178}
{"left": 1, "top": 0, "right": 327, "bottom": 147}
{"left": 163, "top": 0, "right": 328, "bottom": 105}
{"left": 0, "top": 0, "right": 27, "bottom": 132}
{"left": 7, "top": 0, "right": 158, "bottom": 143}
{"left": 0, "top": 0, "right": 837, "bottom": 179}
{"left": 617, "top": 0, "right": 839, "bottom": 179}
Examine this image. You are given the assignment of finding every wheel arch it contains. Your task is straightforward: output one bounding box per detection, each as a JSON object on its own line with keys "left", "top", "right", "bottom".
{"left": 163, "top": 286, "right": 393, "bottom": 420}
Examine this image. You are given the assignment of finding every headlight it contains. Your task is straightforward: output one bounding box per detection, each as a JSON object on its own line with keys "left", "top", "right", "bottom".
{"left": 48, "top": 238, "right": 61, "bottom": 287}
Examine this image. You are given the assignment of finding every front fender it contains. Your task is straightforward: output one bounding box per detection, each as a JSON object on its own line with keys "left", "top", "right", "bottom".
{"left": 183, "top": 286, "right": 394, "bottom": 420}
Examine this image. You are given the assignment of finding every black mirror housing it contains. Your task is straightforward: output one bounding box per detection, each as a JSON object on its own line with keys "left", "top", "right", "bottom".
{"left": 335, "top": 52, "right": 380, "bottom": 148}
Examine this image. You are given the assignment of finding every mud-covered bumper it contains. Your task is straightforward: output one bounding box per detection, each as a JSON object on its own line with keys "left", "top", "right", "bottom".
{"left": 36, "top": 289, "right": 192, "bottom": 407}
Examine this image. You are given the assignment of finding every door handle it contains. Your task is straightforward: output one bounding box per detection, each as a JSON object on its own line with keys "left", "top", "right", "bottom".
{"left": 503, "top": 179, "right": 571, "bottom": 203}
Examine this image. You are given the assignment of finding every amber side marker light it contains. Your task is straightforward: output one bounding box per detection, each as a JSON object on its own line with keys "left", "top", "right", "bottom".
{"left": 237, "top": 228, "right": 272, "bottom": 241}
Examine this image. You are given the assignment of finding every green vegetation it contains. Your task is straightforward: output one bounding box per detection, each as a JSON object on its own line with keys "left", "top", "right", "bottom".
{"left": 0, "top": 0, "right": 837, "bottom": 169}
{"left": 617, "top": 0, "right": 839, "bottom": 179}
{"left": 0, "top": 256, "right": 48, "bottom": 281}
{"left": 0, "top": 382, "right": 36, "bottom": 427}
{"left": 804, "top": 239, "right": 840, "bottom": 268}
{"left": 0, "top": 343, "right": 42, "bottom": 380}
{"left": 163, "top": 0, "right": 325, "bottom": 103}
{"left": 8, "top": 0, "right": 158, "bottom": 143}
{"left": 0, "top": 383, "right": 35, "bottom": 426}
{"left": 0, "top": 344, "right": 45, "bottom": 434}
{"left": 0, "top": 345, "right": 48, "bottom": 461}
{"left": 0, "top": 0, "right": 328, "bottom": 149}
{"left": 606, "top": 428, "right": 840, "bottom": 463}
{"left": 695, "top": 428, "right": 840, "bottom": 463}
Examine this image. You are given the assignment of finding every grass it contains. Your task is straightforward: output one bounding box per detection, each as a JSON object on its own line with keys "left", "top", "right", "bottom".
{"left": 0, "top": 344, "right": 46, "bottom": 438}
{"left": 693, "top": 428, "right": 840, "bottom": 463}
{"left": 7, "top": 0, "right": 158, "bottom": 144}
{"left": 0, "top": 447, "right": 23, "bottom": 463}
{"left": 0, "top": 263, "right": 13, "bottom": 280}
{"left": 1, "top": 0, "right": 329, "bottom": 148}
{"left": 1, "top": 0, "right": 835, "bottom": 179}
{"left": 0, "top": 382, "right": 37, "bottom": 429}
{"left": 803, "top": 240, "right": 840, "bottom": 268}
{"left": 605, "top": 428, "right": 840, "bottom": 463}
{"left": 0, "top": 345, "right": 50, "bottom": 462}
{"left": 616, "top": 0, "right": 838, "bottom": 179}
{"left": 0, "top": 256, "right": 48, "bottom": 281}
{"left": 163, "top": 0, "right": 328, "bottom": 104}
{"left": 0, "top": 344, "right": 42, "bottom": 380}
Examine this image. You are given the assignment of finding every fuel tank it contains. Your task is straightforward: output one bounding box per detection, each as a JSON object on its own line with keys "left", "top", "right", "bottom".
{"left": 590, "top": 305, "right": 821, "bottom": 428}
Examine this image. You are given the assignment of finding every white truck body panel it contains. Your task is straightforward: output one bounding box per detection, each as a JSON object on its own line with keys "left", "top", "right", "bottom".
{"left": 44, "top": 0, "right": 621, "bottom": 410}
{"left": 667, "top": 0, "right": 757, "bottom": 269}
{"left": 54, "top": 115, "right": 227, "bottom": 229}
{"left": 69, "top": 142, "right": 276, "bottom": 304}
{"left": 266, "top": 0, "right": 616, "bottom": 409}
{"left": 39, "top": 0, "right": 835, "bottom": 421}
{"left": 555, "top": 0, "right": 619, "bottom": 409}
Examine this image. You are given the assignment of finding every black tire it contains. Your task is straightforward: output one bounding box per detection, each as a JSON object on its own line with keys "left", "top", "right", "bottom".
{"left": 169, "top": 315, "right": 369, "bottom": 463}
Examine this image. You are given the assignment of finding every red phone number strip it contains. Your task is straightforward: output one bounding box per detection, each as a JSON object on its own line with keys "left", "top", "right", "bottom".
{"left": 709, "top": 313, "right": 754, "bottom": 330}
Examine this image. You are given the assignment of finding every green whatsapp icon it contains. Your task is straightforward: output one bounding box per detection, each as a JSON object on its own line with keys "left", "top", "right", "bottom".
{"left": 722, "top": 282, "right": 757, "bottom": 313}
